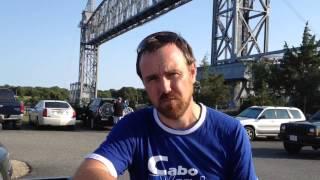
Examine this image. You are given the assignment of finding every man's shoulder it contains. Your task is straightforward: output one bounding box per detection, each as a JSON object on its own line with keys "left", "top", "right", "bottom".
{"left": 117, "top": 106, "right": 154, "bottom": 126}
{"left": 204, "top": 105, "right": 240, "bottom": 127}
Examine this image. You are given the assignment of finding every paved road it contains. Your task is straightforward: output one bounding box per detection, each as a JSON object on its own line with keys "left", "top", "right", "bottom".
{"left": 1, "top": 126, "right": 320, "bottom": 179}
{"left": 252, "top": 139, "right": 320, "bottom": 180}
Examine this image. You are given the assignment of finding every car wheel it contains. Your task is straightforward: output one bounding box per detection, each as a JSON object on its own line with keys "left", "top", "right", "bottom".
{"left": 245, "top": 127, "right": 255, "bottom": 141}
{"left": 283, "top": 142, "right": 302, "bottom": 154}
{"left": 14, "top": 120, "right": 21, "bottom": 130}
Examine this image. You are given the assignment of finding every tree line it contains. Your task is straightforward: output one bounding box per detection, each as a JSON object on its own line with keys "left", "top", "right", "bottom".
{"left": 196, "top": 23, "right": 320, "bottom": 115}
{"left": 239, "top": 23, "right": 320, "bottom": 114}
{"left": 0, "top": 84, "right": 149, "bottom": 109}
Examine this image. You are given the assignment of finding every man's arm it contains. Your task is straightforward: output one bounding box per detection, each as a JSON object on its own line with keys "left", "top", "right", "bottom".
{"left": 73, "top": 159, "right": 116, "bottom": 180}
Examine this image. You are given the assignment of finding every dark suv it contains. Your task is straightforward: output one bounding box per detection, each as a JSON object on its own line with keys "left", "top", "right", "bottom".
{"left": 85, "top": 98, "right": 115, "bottom": 129}
{"left": 279, "top": 111, "right": 320, "bottom": 154}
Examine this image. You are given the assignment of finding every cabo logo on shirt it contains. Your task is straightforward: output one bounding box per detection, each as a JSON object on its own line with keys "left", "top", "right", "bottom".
{"left": 148, "top": 155, "right": 199, "bottom": 176}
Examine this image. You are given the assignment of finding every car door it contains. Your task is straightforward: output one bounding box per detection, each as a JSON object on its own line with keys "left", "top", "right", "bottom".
{"left": 273, "top": 109, "right": 291, "bottom": 133}
{"left": 255, "top": 109, "right": 277, "bottom": 135}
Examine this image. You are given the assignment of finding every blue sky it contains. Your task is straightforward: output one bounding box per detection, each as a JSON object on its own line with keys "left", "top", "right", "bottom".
{"left": 1, "top": 0, "right": 319, "bottom": 90}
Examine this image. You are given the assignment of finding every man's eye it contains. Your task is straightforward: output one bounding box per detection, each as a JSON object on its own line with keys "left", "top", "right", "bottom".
{"left": 145, "top": 76, "right": 158, "bottom": 83}
{"left": 169, "top": 72, "right": 180, "bottom": 78}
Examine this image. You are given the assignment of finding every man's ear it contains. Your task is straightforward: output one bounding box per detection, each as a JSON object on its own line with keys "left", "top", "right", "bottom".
{"left": 189, "top": 63, "right": 197, "bottom": 83}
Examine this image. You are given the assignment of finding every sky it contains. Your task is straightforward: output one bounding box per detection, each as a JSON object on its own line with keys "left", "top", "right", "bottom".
{"left": 1, "top": 0, "right": 319, "bottom": 90}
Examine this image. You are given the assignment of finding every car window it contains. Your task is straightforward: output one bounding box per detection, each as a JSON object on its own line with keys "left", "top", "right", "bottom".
{"left": 289, "top": 109, "right": 302, "bottom": 119}
{"left": 237, "top": 108, "right": 263, "bottom": 118}
{"left": 261, "top": 109, "right": 276, "bottom": 119}
{"left": 0, "top": 89, "right": 15, "bottom": 102}
{"left": 275, "top": 109, "right": 290, "bottom": 119}
{"left": 35, "top": 102, "right": 42, "bottom": 109}
{"left": 45, "top": 102, "right": 70, "bottom": 108}
{"left": 89, "top": 99, "right": 99, "bottom": 108}
{"left": 310, "top": 111, "right": 320, "bottom": 121}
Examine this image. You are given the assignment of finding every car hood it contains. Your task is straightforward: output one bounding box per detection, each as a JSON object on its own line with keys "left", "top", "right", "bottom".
{"left": 288, "top": 120, "right": 320, "bottom": 126}
{"left": 235, "top": 116, "right": 256, "bottom": 121}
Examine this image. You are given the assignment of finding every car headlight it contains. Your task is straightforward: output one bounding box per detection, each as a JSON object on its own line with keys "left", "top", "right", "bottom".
{"left": 280, "top": 124, "right": 286, "bottom": 132}
{"left": 309, "top": 128, "right": 315, "bottom": 133}
{"left": 307, "top": 127, "right": 316, "bottom": 135}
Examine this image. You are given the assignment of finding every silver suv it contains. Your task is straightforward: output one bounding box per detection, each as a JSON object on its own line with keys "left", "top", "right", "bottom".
{"left": 236, "top": 106, "right": 305, "bottom": 140}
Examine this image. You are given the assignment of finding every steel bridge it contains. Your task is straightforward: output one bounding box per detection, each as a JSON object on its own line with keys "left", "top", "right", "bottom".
{"left": 70, "top": 0, "right": 271, "bottom": 107}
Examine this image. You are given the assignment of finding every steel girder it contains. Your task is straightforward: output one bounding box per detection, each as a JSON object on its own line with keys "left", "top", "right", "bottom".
{"left": 70, "top": 0, "right": 192, "bottom": 106}
{"left": 211, "top": 0, "right": 270, "bottom": 65}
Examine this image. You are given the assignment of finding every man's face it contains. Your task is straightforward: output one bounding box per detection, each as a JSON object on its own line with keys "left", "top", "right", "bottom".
{"left": 139, "top": 44, "right": 196, "bottom": 119}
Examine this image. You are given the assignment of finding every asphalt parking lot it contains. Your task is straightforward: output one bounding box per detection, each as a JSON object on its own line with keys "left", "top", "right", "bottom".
{"left": 1, "top": 125, "right": 320, "bottom": 180}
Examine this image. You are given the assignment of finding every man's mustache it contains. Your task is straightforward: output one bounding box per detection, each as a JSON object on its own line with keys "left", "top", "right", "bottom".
{"left": 160, "top": 93, "right": 178, "bottom": 101}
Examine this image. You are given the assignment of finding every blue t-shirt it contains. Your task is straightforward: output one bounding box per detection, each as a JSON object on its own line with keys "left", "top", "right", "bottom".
{"left": 88, "top": 104, "right": 257, "bottom": 180}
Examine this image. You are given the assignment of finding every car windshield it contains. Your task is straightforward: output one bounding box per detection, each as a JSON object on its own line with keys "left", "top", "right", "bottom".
{"left": 45, "top": 102, "right": 70, "bottom": 108}
{"left": 237, "top": 107, "right": 263, "bottom": 118}
{"left": 0, "top": 89, "right": 15, "bottom": 102}
{"left": 309, "top": 111, "right": 320, "bottom": 122}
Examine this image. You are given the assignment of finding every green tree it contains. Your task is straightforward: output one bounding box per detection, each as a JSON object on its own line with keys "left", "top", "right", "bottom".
{"left": 197, "top": 56, "right": 230, "bottom": 108}
{"left": 279, "top": 23, "right": 320, "bottom": 113}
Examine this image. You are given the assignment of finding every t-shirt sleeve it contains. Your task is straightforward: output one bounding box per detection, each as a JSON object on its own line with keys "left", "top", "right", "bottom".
{"left": 89, "top": 117, "right": 137, "bottom": 176}
{"left": 229, "top": 120, "right": 258, "bottom": 180}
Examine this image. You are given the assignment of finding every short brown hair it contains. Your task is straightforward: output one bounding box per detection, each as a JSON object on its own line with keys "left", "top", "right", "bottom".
{"left": 136, "top": 31, "right": 196, "bottom": 79}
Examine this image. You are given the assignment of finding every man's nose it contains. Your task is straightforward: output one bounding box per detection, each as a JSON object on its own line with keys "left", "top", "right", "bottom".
{"left": 159, "top": 77, "right": 171, "bottom": 94}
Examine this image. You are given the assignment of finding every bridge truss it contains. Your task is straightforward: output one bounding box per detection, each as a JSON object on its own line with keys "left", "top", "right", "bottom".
{"left": 70, "top": 0, "right": 271, "bottom": 107}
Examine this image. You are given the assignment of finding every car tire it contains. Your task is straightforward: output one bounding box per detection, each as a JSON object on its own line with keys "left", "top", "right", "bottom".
{"left": 14, "top": 120, "right": 21, "bottom": 130}
{"left": 2, "top": 121, "right": 15, "bottom": 130}
{"left": 283, "top": 142, "right": 302, "bottom": 154}
{"left": 245, "top": 126, "right": 255, "bottom": 141}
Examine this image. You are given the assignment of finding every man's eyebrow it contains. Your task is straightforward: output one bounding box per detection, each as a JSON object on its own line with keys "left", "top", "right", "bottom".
{"left": 144, "top": 74, "right": 158, "bottom": 81}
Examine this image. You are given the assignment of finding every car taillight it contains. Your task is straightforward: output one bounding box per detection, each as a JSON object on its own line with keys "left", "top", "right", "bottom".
{"left": 43, "top": 108, "right": 48, "bottom": 117}
{"left": 72, "top": 110, "right": 76, "bottom": 118}
{"left": 20, "top": 102, "right": 25, "bottom": 114}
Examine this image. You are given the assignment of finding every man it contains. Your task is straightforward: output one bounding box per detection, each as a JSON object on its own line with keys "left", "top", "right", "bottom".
{"left": 74, "top": 31, "right": 257, "bottom": 179}
{"left": 113, "top": 97, "right": 124, "bottom": 124}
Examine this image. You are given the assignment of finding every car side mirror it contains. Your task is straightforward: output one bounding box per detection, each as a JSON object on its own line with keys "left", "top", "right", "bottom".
{"left": 258, "top": 115, "right": 266, "bottom": 119}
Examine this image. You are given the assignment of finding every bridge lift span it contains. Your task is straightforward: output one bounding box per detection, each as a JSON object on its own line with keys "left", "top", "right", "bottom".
{"left": 70, "top": 0, "right": 271, "bottom": 108}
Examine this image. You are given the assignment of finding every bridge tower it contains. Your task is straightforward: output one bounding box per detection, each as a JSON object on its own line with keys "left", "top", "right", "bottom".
{"left": 209, "top": 0, "right": 270, "bottom": 107}
{"left": 70, "top": 0, "right": 192, "bottom": 107}
{"left": 70, "top": 0, "right": 98, "bottom": 107}
{"left": 212, "top": 0, "right": 270, "bottom": 64}
{"left": 70, "top": 0, "right": 271, "bottom": 109}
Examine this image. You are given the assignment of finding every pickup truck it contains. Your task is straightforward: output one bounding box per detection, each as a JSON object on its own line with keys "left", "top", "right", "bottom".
{"left": 0, "top": 88, "right": 24, "bottom": 129}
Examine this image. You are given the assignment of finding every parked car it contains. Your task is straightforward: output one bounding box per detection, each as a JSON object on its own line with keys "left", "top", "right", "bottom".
{"left": 236, "top": 106, "right": 306, "bottom": 140}
{"left": 0, "top": 88, "right": 24, "bottom": 129}
{"left": 84, "top": 98, "right": 134, "bottom": 129}
{"left": 29, "top": 100, "right": 76, "bottom": 129}
{"left": 279, "top": 111, "right": 320, "bottom": 154}
{"left": 0, "top": 142, "right": 12, "bottom": 180}
{"left": 85, "top": 98, "right": 115, "bottom": 129}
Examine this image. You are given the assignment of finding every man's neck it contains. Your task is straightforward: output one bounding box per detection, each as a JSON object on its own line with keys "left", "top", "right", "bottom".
{"left": 158, "top": 101, "right": 201, "bottom": 130}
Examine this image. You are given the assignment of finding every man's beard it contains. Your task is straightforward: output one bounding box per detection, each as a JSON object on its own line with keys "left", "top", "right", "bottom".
{"left": 156, "top": 91, "right": 192, "bottom": 120}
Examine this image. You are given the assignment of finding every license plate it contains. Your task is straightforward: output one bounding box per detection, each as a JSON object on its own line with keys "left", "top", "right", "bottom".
{"left": 289, "top": 135, "right": 297, "bottom": 141}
